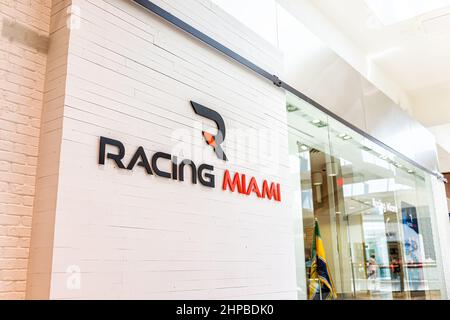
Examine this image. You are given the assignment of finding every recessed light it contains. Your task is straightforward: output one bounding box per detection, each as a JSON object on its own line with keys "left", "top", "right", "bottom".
{"left": 407, "top": 169, "right": 415, "bottom": 174}
{"left": 337, "top": 133, "right": 352, "bottom": 140}
{"left": 287, "top": 104, "right": 299, "bottom": 113}
{"left": 310, "top": 119, "right": 327, "bottom": 128}
{"left": 379, "top": 155, "right": 388, "bottom": 160}
{"left": 299, "top": 144, "right": 309, "bottom": 151}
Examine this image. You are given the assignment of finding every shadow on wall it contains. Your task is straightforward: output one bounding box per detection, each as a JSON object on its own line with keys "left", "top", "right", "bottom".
{"left": 2, "top": 17, "right": 49, "bottom": 53}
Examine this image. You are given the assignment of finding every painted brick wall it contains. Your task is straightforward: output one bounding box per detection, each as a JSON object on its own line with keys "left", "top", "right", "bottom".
{"left": 26, "top": 0, "right": 302, "bottom": 299}
{"left": 0, "top": 0, "right": 51, "bottom": 299}
{"left": 25, "top": 0, "right": 73, "bottom": 299}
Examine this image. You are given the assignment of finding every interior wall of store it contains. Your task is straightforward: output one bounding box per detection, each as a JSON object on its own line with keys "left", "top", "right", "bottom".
{"left": 26, "top": 0, "right": 303, "bottom": 299}
{"left": 410, "top": 83, "right": 450, "bottom": 129}
{"left": 436, "top": 146, "right": 450, "bottom": 173}
{"left": 410, "top": 83, "right": 450, "bottom": 172}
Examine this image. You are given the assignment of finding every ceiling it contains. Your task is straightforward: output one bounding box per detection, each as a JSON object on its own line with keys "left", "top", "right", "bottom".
{"left": 308, "top": 0, "right": 450, "bottom": 94}
{"left": 212, "top": 0, "right": 450, "bottom": 172}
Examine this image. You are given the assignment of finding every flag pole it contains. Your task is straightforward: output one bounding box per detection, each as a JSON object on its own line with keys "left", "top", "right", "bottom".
{"left": 319, "top": 277, "right": 322, "bottom": 300}
{"left": 315, "top": 218, "right": 323, "bottom": 300}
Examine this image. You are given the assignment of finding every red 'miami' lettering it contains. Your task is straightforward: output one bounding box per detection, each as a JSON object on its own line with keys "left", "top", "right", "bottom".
{"left": 222, "top": 170, "right": 281, "bottom": 202}
{"left": 262, "top": 180, "right": 281, "bottom": 201}
{"left": 222, "top": 169, "right": 246, "bottom": 193}
{"left": 246, "top": 177, "right": 262, "bottom": 198}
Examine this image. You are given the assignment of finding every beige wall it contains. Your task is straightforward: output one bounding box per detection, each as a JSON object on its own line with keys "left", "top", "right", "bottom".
{"left": 410, "top": 83, "right": 450, "bottom": 172}
{"left": 0, "top": 0, "right": 51, "bottom": 299}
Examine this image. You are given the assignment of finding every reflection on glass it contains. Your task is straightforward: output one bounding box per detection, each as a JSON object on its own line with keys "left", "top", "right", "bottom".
{"left": 287, "top": 92, "right": 445, "bottom": 300}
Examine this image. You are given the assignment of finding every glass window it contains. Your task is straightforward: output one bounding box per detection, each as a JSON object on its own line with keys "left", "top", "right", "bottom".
{"left": 287, "top": 92, "right": 446, "bottom": 300}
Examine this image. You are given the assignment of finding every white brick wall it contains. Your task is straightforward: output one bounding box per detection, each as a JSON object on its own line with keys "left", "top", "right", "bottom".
{"left": 25, "top": 0, "right": 72, "bottom": 299}
{"left": 25, "top": 0, "right": 301, "bottom": 299}
{"left": 0, "top": 0, "right": 51, "bottom": 299}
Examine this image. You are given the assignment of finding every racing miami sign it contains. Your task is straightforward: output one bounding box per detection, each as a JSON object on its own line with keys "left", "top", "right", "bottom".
{"left": 98, "top": 101, "right": 281, "bottom": 202}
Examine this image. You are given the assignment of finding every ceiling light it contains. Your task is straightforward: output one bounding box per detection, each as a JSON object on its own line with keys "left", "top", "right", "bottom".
{"left": 379, "top": 155, "right": 388, "bottom": 160}
{"left": 287, "top": 104, "right": 299, "bottom": 113}
{"left": 337, "top": 133, "right": 352, "bottom": 140}
{"left": 311, "top": 119, "right": 327, "bottom": 128}
{"left": 407, "top": 169, "right": 415, "bottom": 174}
{"left": 299, "top": 144, "right": 309, "bottom": 151}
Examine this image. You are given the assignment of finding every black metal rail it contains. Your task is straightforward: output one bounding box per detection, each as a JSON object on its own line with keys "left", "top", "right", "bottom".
{"left": 133, "top": 0, "right": 443, "bottom": 180}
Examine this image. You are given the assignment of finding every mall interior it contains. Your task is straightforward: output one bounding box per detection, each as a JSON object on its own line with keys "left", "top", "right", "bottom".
{"left": 1, "top": 0, "right": 450, "bottom": 300}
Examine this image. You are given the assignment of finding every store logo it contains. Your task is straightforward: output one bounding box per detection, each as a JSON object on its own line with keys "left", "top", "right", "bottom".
{"left": 222, "top": 170, "right": 281, "bottom": 202}
{"left": 98, "top": 137, "right": 215, "bottom": 188}
{"left": 98, "top": 101, "right": 281, "bottom": 202}
{"left": 191, "top": 101, "right": 227, "bottom": 161}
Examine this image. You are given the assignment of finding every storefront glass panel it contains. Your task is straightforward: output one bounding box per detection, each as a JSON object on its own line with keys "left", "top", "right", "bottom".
{"left": 287, "top": 92, "right": 446, "bottom": 300}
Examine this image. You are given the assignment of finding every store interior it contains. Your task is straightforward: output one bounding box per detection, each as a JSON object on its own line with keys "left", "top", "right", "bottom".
{"left": 287, "top": 92, "right": 445, "bottom": 300}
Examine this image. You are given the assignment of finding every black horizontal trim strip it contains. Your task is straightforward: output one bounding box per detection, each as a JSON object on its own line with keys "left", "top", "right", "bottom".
{"left": 133, "top": 0, "right": 282, "bottom": 86}
{"left": 133, "top": 0, "right": 442, "bottom": 180}
{"left": 280, "top": 82, "right": 443, "bottom": 180}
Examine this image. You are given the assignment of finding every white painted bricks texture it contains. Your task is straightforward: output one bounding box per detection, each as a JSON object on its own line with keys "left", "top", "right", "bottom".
{"left": 26, "top": 0, "right": 300, "bottom": 299}
{"left": 25, "top": 0, "right": 72, "bottom": 299}
{"left": 0, "top": 0, "right": 51, "bottom": 299}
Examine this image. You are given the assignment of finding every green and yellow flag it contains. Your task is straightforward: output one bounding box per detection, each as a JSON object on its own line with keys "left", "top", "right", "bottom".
{"left": 308, "top": 219, "right": 337, "bottom": 300}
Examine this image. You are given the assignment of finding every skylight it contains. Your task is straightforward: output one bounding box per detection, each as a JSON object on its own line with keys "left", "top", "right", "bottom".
{"left": 364, "top": 0, "right": 450, "bottom": 25}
